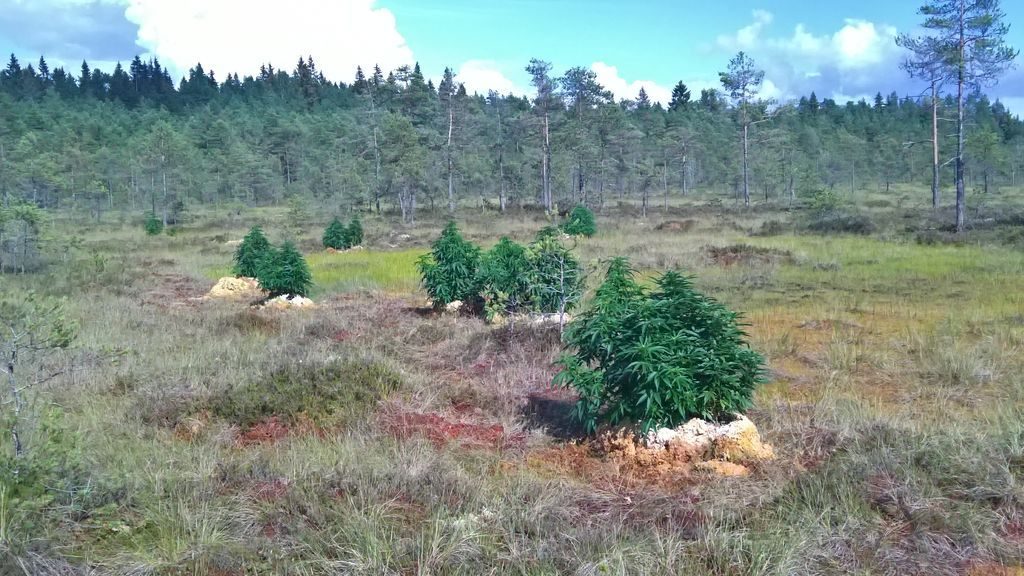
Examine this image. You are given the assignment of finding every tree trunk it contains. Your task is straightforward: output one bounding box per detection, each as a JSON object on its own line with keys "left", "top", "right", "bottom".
{"left": 542, "top": 113, "right": 551, "bottom": 212}
{"left": 742, "top": 123, "right": 750, "bottom": 207}
{"left": 663, "top": 156, "right": 669, "bottom": 210}
{"left": 447, "top": 102, "right": 455, "bottom": 214}
{"left": 931, "top": 81, "right": 940, "bottom": 209}
{"left": 955, "top": 2, "right": 967, "bottom": 233}
{"left": 6, "top": 356, "right": 23, "bottom": 463}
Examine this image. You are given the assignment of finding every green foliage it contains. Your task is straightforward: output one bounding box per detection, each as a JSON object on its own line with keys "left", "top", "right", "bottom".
{"left": 345, "top": 214, "right": 363, "bottom": 247}
{"left": 286, "top": 195, "right": 309, "bottom": 232}
{"left": 417, "top": 221, "right": 482, "bottom": 308}
{"left": 143, "top": 212, "right": 163, "bottom": 236}
{"left": 477, "top": 237, "right": 532, "bottom": 319}
{"left": 322, "top": 218, "right": 347, "bottom": 249}
{"left": 232, "top": 226, "right": 272, "bottom": 278}
{"left": 807, "top": 189, "right": 842, "bottom": 214}
{"left": 323, "top": 215, "right": 364, "bottom": 250}
{"left": 526, "top": 229, "right": 584, "bottom": 314}
{"left": 211, "top": 360, "right": 403, "bottom": 427}
{"left": 0, "top": 203, "right": 47, "bottom": 273}
{"left": 804, "top": 190, "right": 876, "bottom": 235}
{"left": 256, "top": 241, "right": 312, "bottom": 297}
{"left": 561, "top": 205, "right": 596, "bottom": 237}
{"left": 555, "top": 258, "right": 766, "bottom": 433}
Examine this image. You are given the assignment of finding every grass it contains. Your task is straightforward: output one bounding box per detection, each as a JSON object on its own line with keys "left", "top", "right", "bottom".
{"left": 3, "top": 194, "right": 1024, "bottom": 574}
{"left": 205, "top": 247, "right": 424, "bottom": 296}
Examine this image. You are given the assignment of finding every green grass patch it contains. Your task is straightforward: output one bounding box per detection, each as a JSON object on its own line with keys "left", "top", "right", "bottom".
{"left": 206, "top": 248, "right": 424, "bottom": 296}
{"left": 211, "top": 359, "right": 403, "bottom": 428}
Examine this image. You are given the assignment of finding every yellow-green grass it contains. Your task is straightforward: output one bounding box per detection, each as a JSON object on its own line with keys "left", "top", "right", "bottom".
{"left": 206, "top": 248, "right": 424, "bottom": 296}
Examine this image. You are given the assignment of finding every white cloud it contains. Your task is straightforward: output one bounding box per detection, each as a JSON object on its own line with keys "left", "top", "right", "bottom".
{"left": 453, "top": 60, "right": 525, "bottom": 97}
{"left": 717, "top": 9, "right": 773, "bottom": 51}
{"left": 591, "top": 61, "right": 672, "bottom": 105}
{"left": 714, "top": 10, "right": 906, "bottom": 104}
{"left": 122, "top": 0, "right": 413, "bottom": 81}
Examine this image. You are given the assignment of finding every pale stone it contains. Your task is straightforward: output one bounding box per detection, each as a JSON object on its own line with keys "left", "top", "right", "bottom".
{"left": 263, "top": 294, "right": 315, "bottom": 309}
{"left": 206, "top": 276, "right": 262, "bottom": 299}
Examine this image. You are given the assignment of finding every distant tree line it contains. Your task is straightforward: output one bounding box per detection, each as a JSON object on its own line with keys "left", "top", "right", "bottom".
{"left": 0, "top": 47, "right": 1021, "bottom": 226}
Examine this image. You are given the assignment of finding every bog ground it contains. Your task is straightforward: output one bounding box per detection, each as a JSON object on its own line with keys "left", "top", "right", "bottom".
{"left": 3, "top": 195, "right": 1024, "bottom": 576}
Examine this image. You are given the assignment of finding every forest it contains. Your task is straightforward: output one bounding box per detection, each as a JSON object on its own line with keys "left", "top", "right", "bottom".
{"left": 5, "top": 2, "right": 1024, "bottom": 574}
{"left": 0, "top": 50, "right": 1022, "bottom": 225}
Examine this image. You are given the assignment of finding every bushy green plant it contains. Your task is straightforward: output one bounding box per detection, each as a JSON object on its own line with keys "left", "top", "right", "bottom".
{"left": 143, "top": 212, "right": 163, "bottom": 236}
{"left": 323, "top": 215, "right": 364, "bottom": 250}
{"left": 232, "top": 225, "right": 272, "bottom": 278}
{"left": 344, "top": 214, "right": 364, "bottom": 247}
{"left": 257, "top": 241, "right": 312, "bottom": 297}
{"left": 526, "top": 229, "right": 584, "bottom": 314}
{"left": 477, "top": 237, "right": 532, "bottom": 319}
{"left": 555, "top": 258, "right": 766, "bottom": 433}
{"left": 803, "top": 189, "right": 875, "bottom": 235}
{"left": 562, "top": 204, "right": 596, "bottom": 237}
{"left": 417, "top": 221, "right": 482, "bottom": 308}
{"left": 323, "top": 217, "right": 347, "bottom": 249}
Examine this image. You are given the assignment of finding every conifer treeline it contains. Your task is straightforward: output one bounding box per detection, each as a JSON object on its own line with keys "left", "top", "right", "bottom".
{"left": 0, "top": 53, "right": 1021, "bottom": 220}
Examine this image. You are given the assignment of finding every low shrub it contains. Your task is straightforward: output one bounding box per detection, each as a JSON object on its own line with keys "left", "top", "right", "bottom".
{"left": 527, "top": 228, "right": 584, "bottom": 314}
{"left": 802, "top": 189, "right": 876, "bottom": 235}
{"left": 143, "top": 212, "right": 163, "bottom": 236}
{"left": 232, "top": 226, "right": 272, "bottom": 278}
{"left": 323, "top": 215, "right": 364, "bottom": 250}
{"left": 211, "top": 360, "right": 403, "bottom": 427}
{"left": 256, "top": 241, "right": 312, "bottom": 297}
{"left": 805, "top": 210, "right": 876, "bottom": 235}
{"left": 555, "top": 258, "right": 766, "bottom": 433}
{"left": 477, "top": 237, "right": 532, "bottom": 320}
{"left": 562, "top": 204, "right": 596, "bottom": 237}
{"left": 417, "top": 221, "right": 482, "bottom": 308}
{"left": 345, "top": 214, "right": 364, "bottom": 247}
{"left": 322, "top": 218, "right": 348, "bottom": 249}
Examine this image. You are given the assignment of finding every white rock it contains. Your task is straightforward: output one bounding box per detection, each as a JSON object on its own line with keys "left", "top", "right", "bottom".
{"left": 263, "top": 294, "right": 315, "bottom": 309}
{"left": 445, "top": 300, "right": 464, "bottom": 313}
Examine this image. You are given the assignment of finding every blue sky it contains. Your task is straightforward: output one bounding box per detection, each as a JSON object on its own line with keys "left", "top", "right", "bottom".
{"left": 1, "top": 0, "right": 1022, "bottom": 112}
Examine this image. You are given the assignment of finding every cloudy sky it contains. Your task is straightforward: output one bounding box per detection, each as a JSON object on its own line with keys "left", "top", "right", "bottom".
{"left": 1, "top": 0, "right": 1022, "bottom": 113}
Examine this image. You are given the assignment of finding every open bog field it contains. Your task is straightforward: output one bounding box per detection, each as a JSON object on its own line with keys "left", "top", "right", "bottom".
{"left": 3, "top": 193, "right": 1024, "bottom": 576}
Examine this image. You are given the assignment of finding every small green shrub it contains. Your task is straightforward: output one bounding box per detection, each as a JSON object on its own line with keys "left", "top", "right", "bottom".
{"left": 211, "top": 360, "right": 403, "bottom": 427}
{"left": 143, "top": 212, "right": 163, "bottom": 236}
{"left": 562, "top": 205, "right": 596, "bottom": 237}
{"left": 257, "top": 241, "right": 312, "bottom": 297}
{"left": 527, "top": 229, "right": 584, "bottom": 314}
{"left": 477, "top": 237, "right": 532, "bottom": 319}
{"left": 344, "top": 214, "right": 364, "bottom": 247}
{"left": 555, "top": 258, "right": 766, "bottom": 433}
{"left": 417, "top": 221, "right": 482, "bottom": 308}
{"left": 323, "top": 215, "right": 364, "bottom": 250}
{"left": 803, "top": 189, "right": 875, "bottom": 235}
{"left": 322, "top": 217, "right": 348, "bottom": 249}
{"left": 232, "top": 226, "right": 272, "bottom": 278}
{"left": 806, "top": 210, "right": 876, "bottom": 235}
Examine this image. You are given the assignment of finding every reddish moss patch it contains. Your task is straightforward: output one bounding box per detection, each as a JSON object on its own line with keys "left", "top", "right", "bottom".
{"left": 330, "top": 329, "right": 354, "bottom": 342}
{"left": 236, "top": 416, "right": 290, "bottom": 446}
{"left": 387, "top": 411, "right": 524, "bottom": 450}
{"left": 250, "top": 478, "right": 291, "bottom": 502}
